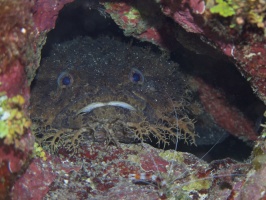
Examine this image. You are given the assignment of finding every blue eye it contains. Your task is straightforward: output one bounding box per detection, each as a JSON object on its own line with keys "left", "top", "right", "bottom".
{"left": 57, "top": 72, "right": 73, "bottom": 88}
{"left": 62, "top": 76, "right": 71, "bottom": 86}
{"left": 129, "top": 68, "right": 144, "bottom": 84}
{"left": 132, "top": 73, "right": 141, "bottom": 82}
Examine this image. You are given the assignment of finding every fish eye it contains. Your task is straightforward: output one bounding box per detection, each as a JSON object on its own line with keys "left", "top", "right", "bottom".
{"left": 129, "top": 68, "right": 144, "bottom": 84}
{"left": 57, "top": 72, "right": 74, "bottom": 88}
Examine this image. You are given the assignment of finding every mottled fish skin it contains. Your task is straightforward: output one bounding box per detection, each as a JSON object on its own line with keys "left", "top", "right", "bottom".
{"left": 30, "top": 36, "right": 199, "bottom": 153}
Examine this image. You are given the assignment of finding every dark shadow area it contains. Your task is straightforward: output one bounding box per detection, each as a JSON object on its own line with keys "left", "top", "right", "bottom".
{"left": 172, "top": 135, "right": 253, "bottom": 162}
{"left": 174, "top": 52, "right": 265, "bottom": 123}
{"left": 41, "top": 0, "right": 125, "bottom": 57}
{"left": 36, "top": 0, "right": 265, "bottom": 162}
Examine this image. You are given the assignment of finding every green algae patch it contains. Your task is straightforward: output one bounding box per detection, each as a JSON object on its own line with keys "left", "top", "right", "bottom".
{"left": 33, "top": 142, "right": 47, "bottom": 161}
{"left": 0, "top": 93, "right": 31, "bottom": 145}
{"left": 253, "top": 155, "right": 266, "bottom": 170}
{"left": 207, "top": 0, "right": 266, "bottom": 34}
{"left": 127, "top": 154, "right": 141, "bottom": 164}
{"left": 124, "top": 7, "right": 141, "bottom": 21}
{"left": 260, "top": 111, "right": 266, "bottom": 139}
{"left": 159, "top": 150, "right": 184, "bottom": 163}
{"left": 182, "top": 174, "right": 212, "bottom": 191}
{"left": 210, "top": 0, "right": 238, "bottom": 17}
{"left": 104, "top": 3, "right": 147, "bottom": 36}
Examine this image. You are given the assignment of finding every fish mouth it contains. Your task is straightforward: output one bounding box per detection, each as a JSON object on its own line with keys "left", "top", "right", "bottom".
{"left": 76, "top": 101, "right": 136, "bottom": 115}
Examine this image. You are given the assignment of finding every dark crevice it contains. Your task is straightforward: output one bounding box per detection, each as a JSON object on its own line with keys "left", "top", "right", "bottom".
{"left": 41, "top": 0, "right": 124, "bottom": 57}
{"left": 173, "top": 51, "right": 265, "bottom": 123}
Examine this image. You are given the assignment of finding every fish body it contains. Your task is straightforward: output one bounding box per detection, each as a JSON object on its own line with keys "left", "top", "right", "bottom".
{"left": 30, "top": 36, "right": 224, "bottom": 153}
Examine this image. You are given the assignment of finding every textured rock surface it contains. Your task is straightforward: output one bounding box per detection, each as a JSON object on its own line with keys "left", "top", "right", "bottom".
{"left": 0, "top": 0, "right": 74, "bottom": 198}
{"left": 33, "top": 0, "right": 74, "bottom": 32}
{"left": 11, "top": 142, "right": 252, "bottom": 199}
{"left": 0, "top": 1, "right": 34, "bottom": 198}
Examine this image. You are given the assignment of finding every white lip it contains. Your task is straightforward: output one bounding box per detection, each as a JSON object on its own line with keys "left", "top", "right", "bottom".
{"left": 77, "top": 101, "right": 136, "bottom": 115}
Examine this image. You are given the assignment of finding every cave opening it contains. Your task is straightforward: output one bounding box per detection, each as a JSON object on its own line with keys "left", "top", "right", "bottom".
{"left": 31, "top": 0, "right": 265, "bottom": 162}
